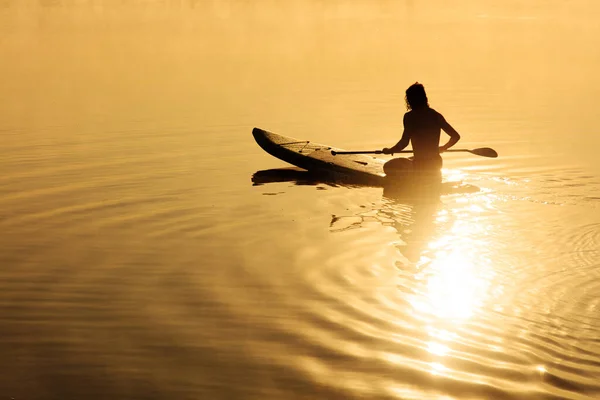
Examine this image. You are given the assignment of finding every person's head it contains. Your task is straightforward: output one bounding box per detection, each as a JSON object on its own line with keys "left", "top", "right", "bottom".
{"left": 405, "top": 82, "right": 429, "bottom": 110}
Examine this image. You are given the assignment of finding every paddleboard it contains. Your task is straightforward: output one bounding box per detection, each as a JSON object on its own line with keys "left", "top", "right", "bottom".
{"left": 252, "top": 127, "right": 480, "bottom": 195}
{"left": 252, "top": 127, "right": 387, "bottom": 185}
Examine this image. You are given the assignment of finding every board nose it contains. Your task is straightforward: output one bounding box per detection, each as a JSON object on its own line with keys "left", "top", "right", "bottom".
{"left": 252, "top": 127, "right": 266, "bottom": 138}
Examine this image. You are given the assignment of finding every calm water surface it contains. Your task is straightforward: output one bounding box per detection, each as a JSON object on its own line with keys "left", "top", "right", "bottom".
{"left": 1, "top": 1, "right": 600, "bottom": 399}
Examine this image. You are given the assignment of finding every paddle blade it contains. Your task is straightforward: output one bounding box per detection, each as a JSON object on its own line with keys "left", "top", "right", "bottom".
{"left": 470, "top": 147, "right": 498, "bottom": 158}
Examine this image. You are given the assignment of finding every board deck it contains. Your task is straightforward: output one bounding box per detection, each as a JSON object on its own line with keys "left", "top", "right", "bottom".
{"left": 252, "top": 127, "right": 387, "bottom": 185}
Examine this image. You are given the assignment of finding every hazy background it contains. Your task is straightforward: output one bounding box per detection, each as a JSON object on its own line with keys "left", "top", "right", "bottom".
{"left": 1, "top": 1, "right": 599, "bottom": 399}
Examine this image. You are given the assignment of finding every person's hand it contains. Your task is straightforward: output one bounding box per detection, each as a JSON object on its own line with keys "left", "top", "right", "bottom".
{"left": 382, "top": 147, "right": 393, "bottom": 155}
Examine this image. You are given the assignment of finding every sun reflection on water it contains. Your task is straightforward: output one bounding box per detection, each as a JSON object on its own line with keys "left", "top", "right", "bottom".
{"left": 430, "top": 361, "right": 448, "bottom": 376}
{"left": 403, "top": 196, "right": 496, "bottom": 379}
{"left": 426, "top": 341, "right": 450, "bottom": 357}
{"left": 409, "top": 244, "right": 492, "bottom": 321}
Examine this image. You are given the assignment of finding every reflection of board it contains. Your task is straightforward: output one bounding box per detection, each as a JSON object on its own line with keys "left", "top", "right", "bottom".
{"left": 251, "top": 167, "right": 480, "bottom": 196}
{"left": 252, "top": 127, "right": 387, "bottom": 185}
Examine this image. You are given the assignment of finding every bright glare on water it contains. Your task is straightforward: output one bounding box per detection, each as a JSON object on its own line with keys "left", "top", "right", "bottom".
{"left": 1, "top": 1, "right": 600, "bottom": 399}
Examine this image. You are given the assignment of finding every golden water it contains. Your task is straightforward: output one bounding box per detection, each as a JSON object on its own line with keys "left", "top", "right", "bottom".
{"left": 1, "top": 1, "right": 600, "bottom": 399}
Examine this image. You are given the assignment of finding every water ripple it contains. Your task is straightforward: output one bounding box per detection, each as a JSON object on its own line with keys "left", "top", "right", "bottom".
{"left": 232, "top": 178, "right": 600, "bottom": 399}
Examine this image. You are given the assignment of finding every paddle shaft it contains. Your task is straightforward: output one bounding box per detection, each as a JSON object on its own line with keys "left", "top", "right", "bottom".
{"left": 331, "top": 147, "right": 498, "bottom": 158}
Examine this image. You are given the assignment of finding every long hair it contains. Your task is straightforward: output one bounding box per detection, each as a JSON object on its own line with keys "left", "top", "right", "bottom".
{"left": 405, "top": 82, "right": 429, "bottom": 111}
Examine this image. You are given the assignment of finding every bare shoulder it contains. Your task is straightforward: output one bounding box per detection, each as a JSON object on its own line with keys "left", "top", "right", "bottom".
{"left": 429, "top": 108, "right": 446, "bottom": 122}
{"left": 428, "top": 107, "right": 443, "bottom": 117}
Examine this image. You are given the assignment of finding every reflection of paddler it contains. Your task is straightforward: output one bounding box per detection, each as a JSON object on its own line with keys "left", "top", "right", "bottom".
{"left": 382, "top": 83, "right": 461, "bottom": 181}
{"left": 398, "top": 202, "right": 440, "bottom": 264}
{"left": 373, "top": 191, "right": 442, "bottom": 264}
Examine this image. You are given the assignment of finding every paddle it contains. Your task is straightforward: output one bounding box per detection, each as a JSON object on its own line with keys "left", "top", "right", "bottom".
{"left": 331, "top": 147, "right": 498, "bottom": 158}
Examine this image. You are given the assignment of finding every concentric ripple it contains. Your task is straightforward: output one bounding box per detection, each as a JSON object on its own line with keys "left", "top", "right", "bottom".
{"left": 229, "top": 171, "right": 600, "bottom": 400}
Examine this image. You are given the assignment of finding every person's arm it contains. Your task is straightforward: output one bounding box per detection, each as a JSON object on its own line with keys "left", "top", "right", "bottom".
{"left": 439, "top": 114, "right": 460, "bottom": 152}
{"left": 383, "top": 114, "right": 411, "bottom": 154}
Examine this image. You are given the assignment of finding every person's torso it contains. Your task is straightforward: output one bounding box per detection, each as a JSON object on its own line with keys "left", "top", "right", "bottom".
{"left": 405, "top": 107, "right": 442, "bottom": 162}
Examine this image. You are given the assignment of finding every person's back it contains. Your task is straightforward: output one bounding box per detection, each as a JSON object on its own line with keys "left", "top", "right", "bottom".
{"left": 383, "top": 82, "right": 461, "bottom": 175}
{"left": 404, "top": 107, "right": 444, "bottom": 164}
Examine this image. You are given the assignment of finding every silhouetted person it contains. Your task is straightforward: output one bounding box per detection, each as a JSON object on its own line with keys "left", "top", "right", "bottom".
{"left": 382, "top": 83, "right": 461, "bottom": 181}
